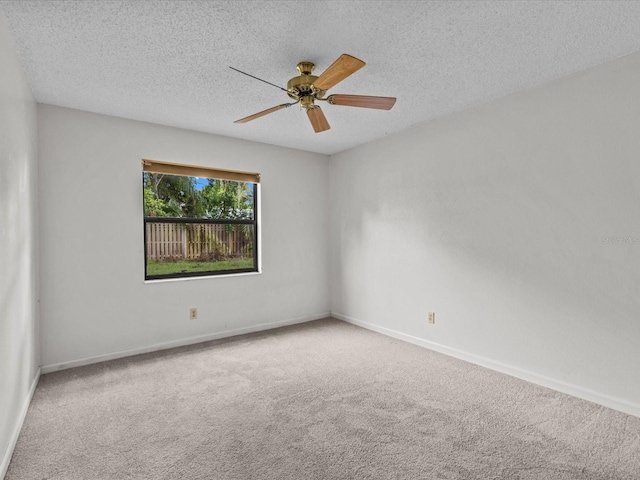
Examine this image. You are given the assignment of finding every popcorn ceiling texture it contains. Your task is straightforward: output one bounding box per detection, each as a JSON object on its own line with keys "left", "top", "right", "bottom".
{"left": 2, "top": 0, "right": 640, "bottom": 155}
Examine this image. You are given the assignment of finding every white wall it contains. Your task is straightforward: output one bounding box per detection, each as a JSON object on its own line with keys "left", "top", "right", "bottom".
{"left": 38, "top": 105, "right": 330, "bottom": 368}
{"left": 0, "top": 10, "right": 39, "bottom": 476}
{"left": 330, "top": 52, "right": 640, "bottom": 415}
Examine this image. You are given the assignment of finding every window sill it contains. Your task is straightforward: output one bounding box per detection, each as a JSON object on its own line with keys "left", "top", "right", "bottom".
{"left": 144, "top": 270, "right": 262, "bottom": 284}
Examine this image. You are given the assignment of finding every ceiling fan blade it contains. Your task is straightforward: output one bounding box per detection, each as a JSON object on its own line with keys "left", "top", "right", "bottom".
{"left": 234, "top": 103, "right": 296, "bottom": 124}
{"left": 327, "top": 94, "right": 396, "bottom": 110}
{"left": 312, "top": 54, "right": 366, "bottom": 91}
{"left": 307, "top": 106, "right": 330, "bottom": 133}
{"left": 229, "top": 67, "right": 288, "bottom": 92}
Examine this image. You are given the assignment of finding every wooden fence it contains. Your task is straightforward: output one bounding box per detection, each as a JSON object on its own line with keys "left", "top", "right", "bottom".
{"left": 145, "top": 222, "right": 252, "bottom": 261}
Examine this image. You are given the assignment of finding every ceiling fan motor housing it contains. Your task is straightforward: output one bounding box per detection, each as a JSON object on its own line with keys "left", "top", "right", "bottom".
{"left": 287, "top": 62, "right": 326, "bottom": 107}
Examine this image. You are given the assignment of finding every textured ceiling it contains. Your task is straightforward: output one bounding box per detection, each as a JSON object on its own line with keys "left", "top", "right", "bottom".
{"left": 2, "top": 1, "right": 640, "bottom": 155}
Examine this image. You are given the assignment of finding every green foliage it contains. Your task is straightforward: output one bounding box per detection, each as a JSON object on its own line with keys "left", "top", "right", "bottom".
{"left": 143, "top": 173, "right": 254, "bottom": 219}
{"left": 146, "top": 258, "right": 254, "bottom": 276}
{"left": 143, "top": 185, "right": 170, "bottom": 217}
{"left": 201, "top": 179, "right": 254, "bottom": 220}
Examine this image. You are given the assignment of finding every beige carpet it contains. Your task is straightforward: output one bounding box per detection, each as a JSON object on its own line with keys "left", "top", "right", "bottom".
{"left": 7, "top": 318, "right": 640, "bottom": 479}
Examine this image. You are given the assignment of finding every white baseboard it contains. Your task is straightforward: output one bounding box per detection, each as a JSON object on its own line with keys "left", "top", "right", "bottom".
{"left": 1, "top": 368, "right": 40, "bottom": 480}
{"left": 41, "top": 312, "right": 330, "bottom": 374}
{"left": 332, "top": 312, "right": 640, "bottom": 419}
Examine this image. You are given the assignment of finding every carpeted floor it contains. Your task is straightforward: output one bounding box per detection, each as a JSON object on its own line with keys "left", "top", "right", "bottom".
{"left": 7, "top": 318, "right": 640, "bottom": 479}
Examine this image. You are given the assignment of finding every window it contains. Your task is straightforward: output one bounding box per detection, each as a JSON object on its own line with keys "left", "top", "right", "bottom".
{"left": 142, "top": 159, "right": 259, "bottom": 280}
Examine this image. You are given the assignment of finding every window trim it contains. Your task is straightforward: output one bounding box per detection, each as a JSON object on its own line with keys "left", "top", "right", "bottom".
{"left": 142, "top": 161, "right": 259, "bottom": 281}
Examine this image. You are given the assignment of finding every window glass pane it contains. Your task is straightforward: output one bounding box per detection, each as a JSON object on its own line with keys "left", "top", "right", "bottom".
{"left": 143, "top": 173, "right": 255, "bottom": 220}
{"left": 145, "top": 222, "right": 255, "bottom": 277}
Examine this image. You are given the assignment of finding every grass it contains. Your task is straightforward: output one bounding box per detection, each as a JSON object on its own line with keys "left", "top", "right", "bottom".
{"left": 147, "top": 258, "right": 254, "bottom": 276}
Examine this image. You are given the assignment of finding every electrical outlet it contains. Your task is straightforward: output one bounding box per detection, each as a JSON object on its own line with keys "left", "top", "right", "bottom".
{"left": 189, "top": 308, "right": 198, "bottom": 320}
{"left": 428, "top": 312, "right": 435, "bottom": 324}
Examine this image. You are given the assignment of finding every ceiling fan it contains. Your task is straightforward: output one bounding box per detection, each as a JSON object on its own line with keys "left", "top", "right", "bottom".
{"left": 230, "top": 54, "right": 396, "bottom": 133}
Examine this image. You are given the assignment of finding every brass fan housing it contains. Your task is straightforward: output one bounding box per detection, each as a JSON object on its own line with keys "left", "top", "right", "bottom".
{"left": 287, "top": 62, "right": 326, "bottom": 107}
